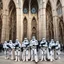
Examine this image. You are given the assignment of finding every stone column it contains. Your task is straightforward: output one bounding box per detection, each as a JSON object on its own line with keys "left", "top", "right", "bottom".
{"left": 20, "top": 1, "right": 23, "bottom": 42}
{"left": 38, "top": 1, "right": 46, "bottom": 40}
{"left": 38, "top": 8, "right": 42, "bottom": 40}
{"left": 38, "top": 0, "right": 43, "bottom": 40}
{"left": 1, "top": 10, "right": 7, "bottom": 43}
{"left": 52, "top": 10, "right": 59, "bottom": 41}
{"left": 16, "top": 1, "right": 23, "bottom": 42}
{"left": 41, "top": 7, "right": 46, "bottom": 39}
{"left": 28, "top": 0, "right": 32, "bottom": 40}
{"left": 16, "top": 7, "right": 22, "bottom": 42}
{"left": 5, "top": 9, "right": 9, "bottom": 41}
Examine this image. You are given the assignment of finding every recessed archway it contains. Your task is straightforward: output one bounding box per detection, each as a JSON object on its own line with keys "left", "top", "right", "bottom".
{"left": 31, "top": 17, "right": 37, "bottom": 39}
{"left": 57, "top": 0, "right": 64, "bottom": 43}
{"left": 46, "top": 0, "right": 54, "bottom": 41}
{"left": 8, "top": 0, "right": 16, "bottom": 41}
{"left": 23, "top": 17, "right": 27, "bottom": 39}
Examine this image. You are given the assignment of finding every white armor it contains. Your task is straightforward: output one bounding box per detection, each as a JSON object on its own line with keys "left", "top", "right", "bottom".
{"left": 55, "top": 41, "right": 61, "bottom": 59}
{"left": 22, "top": 38, "right": 30, "bottom": 61}
{"left": 15, "top": 39, "right": 21, "bottom": 61}
{"left": 30, "top": 36, "right": 38, "bottom": 62}
{"left": 40, "top": 38, "right": 48, "bottom": 61}
{"left": 3, "top": 41, "right": 9, "bottom": 59}
{"left": 3, "top": 40, "right": 13, "bottom": 59}
{"left": 49, "top": 39, "right": 56, "bottom": 61}
{"left": 8, "top": 40, "right": 13, "bottom": 59}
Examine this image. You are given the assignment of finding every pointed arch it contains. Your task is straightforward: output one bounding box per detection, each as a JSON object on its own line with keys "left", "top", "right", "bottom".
{"left": 31, "top": 17, "right": 37, "bottom": 39}
{"left": 46, "top": 0, "right": 54, "bottom": 41}
{"left": 56, "top": 0, "right": 62, "bottom": 16}
{"left": 9, "top": 0, "right": 16, "bottom": 15}
{"left": 8, "top": 0, "right": 16, "bottom": 41}
{"left": 57, "top": 0, "right": 64, "bottom": 43}
{"left": 23, "top": 17, "right": 28, "bottom": 39}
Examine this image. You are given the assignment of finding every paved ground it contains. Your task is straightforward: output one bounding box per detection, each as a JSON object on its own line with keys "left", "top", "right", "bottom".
{"left": 0, "top": 52, "right": 64, "bottom": 64}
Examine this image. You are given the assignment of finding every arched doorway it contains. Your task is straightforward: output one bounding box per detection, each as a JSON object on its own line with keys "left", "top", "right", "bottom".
{"left": 31, "top": 17, "right": 37, "bottom": 39}
{"left": 0, "top": 0, "right": 3, "bottom": 43}
{"left": 23, "top": 17, "right": 27, "bottom": 39}
{"left": 8, "top": 0, "right": 16, "bottom": 41}
{"left": 57, "top": 0, "right": 64, "bottom": 43}
{"left": 46, "top": 0, "right": 54, "bottom": 41}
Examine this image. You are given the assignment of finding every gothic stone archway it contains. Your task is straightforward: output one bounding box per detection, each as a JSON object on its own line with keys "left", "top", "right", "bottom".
{"left": 31, "top": 17, "right": 37, "bottom": 39}
{"left": 46, "top": 0, "right": 54, "bottom": 41}
{"left": 9, "top": 0, "right": 16, "bottom": 41}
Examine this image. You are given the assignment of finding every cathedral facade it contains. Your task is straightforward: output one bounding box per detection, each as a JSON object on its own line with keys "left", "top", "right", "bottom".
{"left": 0, "top": 0, "right": 64, "bottom": 43}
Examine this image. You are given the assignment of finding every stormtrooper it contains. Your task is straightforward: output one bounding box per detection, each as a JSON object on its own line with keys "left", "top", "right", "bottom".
{"left": 3, "top": 40, "right": 13, "bottom": 59}
{"left": 22, "top": 38, "right": 30, "bottom": 61}
{"left": 9, "top": 40, "right": 16, "bottom": 60}
{"left": 3, "top": 41, "right": 9, "bottom": 59}
{"left": 39, "top": 38, "right": 48, "bottom": 61}
{"left": 55, "top": 41, "right": 61, "bottom": 59}
{"left": 14, "top": 39, "right": 21, "bottom": 61}
{"left": 8, "top": 40, "right": 13, "bottom": 60}
{"left": 49, "top": 39, "right": 56, "bottom": 61}
{"left": 30, "top": 36, "right": 38, "bottom": 62}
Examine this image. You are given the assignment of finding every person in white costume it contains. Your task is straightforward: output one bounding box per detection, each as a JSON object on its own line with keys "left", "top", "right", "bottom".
{"left": 22, "top": 38, "right": 30, "bottom": 61}
{"left": 7, "top": 40, "right": 13, "bottom": 59}
{"left": 3, "top": 41, "right": 9, "bottom": 59}
{"left": 3, "top": 40, "right": 13, "bottom": 59}
{"left": 39, "top": 38, "right": 48, "bottom": 61}
{"left": 14, "top": 39, "right": 21, "bottom": 61}
{"left": 55, "top": 41, "right": 61, "bottom": 59}
{"left": 49, "top": 39, "right": 56, "bottom": 61}
{"left": 30, "top": 36, "right": 38, "bottom": 62}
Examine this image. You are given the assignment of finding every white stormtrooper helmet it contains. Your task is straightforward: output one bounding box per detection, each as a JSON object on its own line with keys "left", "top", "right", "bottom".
{"left": 16, "top": 39, "right": 18, "bottom": 42}
{"left": 51, "top": 39, "right": 54, "bottom": 41}
{"left": 9, "top": 40, "right": 12, "bottom": 43}
{"left": 50, "top": 39, "right": 54, "bottom": 43}
{"left": 24, "top": 38, "right": 28, "bottom": 42}
{"left": 10, "top": 40, "right": 12, "bottom": 42}
{"left": 42, "top": 38, "right": 46, "bottom": 42}
{"left": 32, "top": 36, "right": 36, "bottom": 41}
{"left": 16, "top": 39, "right": 19, "bottom": 44}
{"left": 3, "top": 41, "right": 7, "bottom": 47}
{"left": 5, "top": 41, "right": 7, "bottom": 43}
{"left": 56, "top": 41, "right": 59, "bottom": 44}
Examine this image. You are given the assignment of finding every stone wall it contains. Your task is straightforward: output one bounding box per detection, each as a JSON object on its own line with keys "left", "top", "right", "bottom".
{"left": 0, "top": 0, "right": 64, "bottom": 44}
